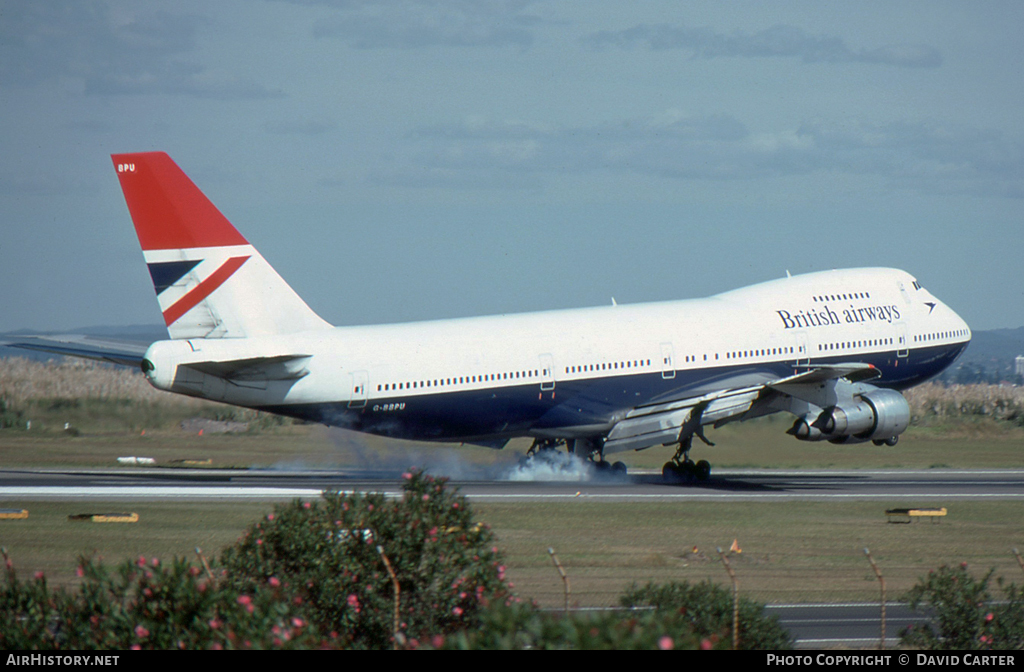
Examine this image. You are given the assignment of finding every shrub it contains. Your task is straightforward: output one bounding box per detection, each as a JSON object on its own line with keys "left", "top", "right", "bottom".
{"left": 1, "top": 474, "right": 775, "bottom": 649}
{"left": 218, "top": 470, "right": 512, "bottom": 649}
{"left": 0, "top": 552, "right": 325, "bottom": 650}
{"left": 620, "top": 580, "right": 793, "bottom": 650}
{"left": 434, "top": 600, "right": 711, "bottom": 650}
{"left": 901, "top": 563, "right": 1024, "bottom": 650}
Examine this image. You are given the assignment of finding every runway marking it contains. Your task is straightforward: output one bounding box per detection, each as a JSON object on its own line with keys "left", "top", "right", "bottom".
{"left": 2, "top": 487, "right": 1024, "bottom": 501}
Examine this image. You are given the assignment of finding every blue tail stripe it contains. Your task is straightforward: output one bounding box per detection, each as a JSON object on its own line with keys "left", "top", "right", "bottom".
{"left": 147, "top": 260, "right": 201, "bottom": 295}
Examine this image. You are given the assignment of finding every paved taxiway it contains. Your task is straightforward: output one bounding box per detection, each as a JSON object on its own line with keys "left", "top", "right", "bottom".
{"left": 1, "top": 467, "right": 1023, "bottom": 501}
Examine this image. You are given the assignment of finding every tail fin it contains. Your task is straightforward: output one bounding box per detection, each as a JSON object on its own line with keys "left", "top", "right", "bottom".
{"left": 112, "top": 152, "right": 331, "bottom": 339}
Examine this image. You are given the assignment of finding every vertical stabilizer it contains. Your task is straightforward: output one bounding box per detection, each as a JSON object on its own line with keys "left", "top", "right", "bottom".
{"left": 112, "top": 152, "right": 331, "bottom": 339}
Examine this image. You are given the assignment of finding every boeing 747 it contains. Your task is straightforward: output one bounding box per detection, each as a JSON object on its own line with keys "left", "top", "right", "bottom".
{"left": 8, "top": 152, "right": 972, "bottom": 481}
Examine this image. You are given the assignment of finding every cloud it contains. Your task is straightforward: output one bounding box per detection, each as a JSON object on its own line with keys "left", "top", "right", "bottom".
{"left": 0, "top": 3, "right": 282, "bottom": 98}
{"left": 583, "top": 23, "right": 942, "bottom": 68}
{"left": 395, "top": 113, "right": 1024, "bottom": 198}
{"left": 275, "top": 0, "right": 543, "bottom": 49}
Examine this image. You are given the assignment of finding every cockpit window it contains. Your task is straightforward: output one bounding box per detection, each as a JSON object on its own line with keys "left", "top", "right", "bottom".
{"left": 912, "top": 281, "right": 922, "bottom": 290}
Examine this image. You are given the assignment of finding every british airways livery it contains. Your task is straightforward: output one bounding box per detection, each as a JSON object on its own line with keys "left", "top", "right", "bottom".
{"left": 14, "top": 152, "right": 973, "bottom": 481}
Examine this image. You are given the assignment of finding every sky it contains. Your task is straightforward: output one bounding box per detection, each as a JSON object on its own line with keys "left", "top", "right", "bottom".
{"left": 1, "top": 1, "right": 1022, "bottom": 334}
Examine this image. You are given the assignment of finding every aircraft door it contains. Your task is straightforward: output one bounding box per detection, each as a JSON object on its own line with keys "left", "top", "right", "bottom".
{"left": 348, "top": 370, "right": 368, "bottom": 408}
{"left": 794, "top": 332, "right": 810, "bottom": 366}
{"left": 896, "top": 323, "right": 909, "bottom": 359}
{"left": 539, "top": 354, "right": 555, "bottom": 391}
{"left": 660, "top": 342, "right": 676, "bottom": 379}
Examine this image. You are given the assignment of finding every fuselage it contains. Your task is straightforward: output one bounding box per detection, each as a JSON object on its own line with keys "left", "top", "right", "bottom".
{"left": 143, "top": 267, "right": 970, "bottom": 447}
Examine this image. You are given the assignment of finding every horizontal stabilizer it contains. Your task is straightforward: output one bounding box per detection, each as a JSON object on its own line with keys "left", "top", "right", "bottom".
{"left": 181, "top": 354, "right": 312, "bottom": 383}
{"left": 1, "top": 335, "right": 150, "bottom": 368}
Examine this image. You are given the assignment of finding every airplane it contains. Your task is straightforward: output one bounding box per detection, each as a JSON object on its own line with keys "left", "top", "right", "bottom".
{"left": 8, "top": 152, "right": 972, "bottom": 481}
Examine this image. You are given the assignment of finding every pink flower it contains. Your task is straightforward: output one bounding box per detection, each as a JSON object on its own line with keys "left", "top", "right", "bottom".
{"left": 347, "top": 594, "right": 361, "bottom": 612}
{"left": 292, "top": 617, "right": 305, "bottom": 628}
{"left": 452, "top": 502, "right": 459, "bottom": 509}
{"left": 135, "top": 624, "right": 149, "bottom": 639}
{"left": 269, "top": 576, "right": 281, "bottom": 587}
{"left": 208, "top": 618, "right": 221, "bottom": 630}
{"left": 658, "top": 636, "right": 673, "bottom": 650}
{"left": 453, "top": 607, "right": 463, "bottom": 616}
{"left": 986, "top": 612, "right": 995, "bottom": 622}
{"left": 700, "top": 638, "right": 713, "bottom": 650}
{"left": 303, "top": 501, "right": 311, "bottom": 509}
{"left": 431, "top": 635, "right": 445, "bottom": 648}
{"left": 267, "top": 513, "right": 275, "bottom": 521}
{"left": 237, "top": 594, "right": 252, "bottom": 605}
{"left": 403, "top": 472, "right": 413, "bottom": 480}
{"left": 137, "top": 556, "right": 146, "bottom": 567}
{"left": 150, "top": 557, "right": 159, "bottom": 567}
{"left": 34, "top": 571, "right": 44, "bottom": 580}
{"left": 75, "top": 566, "right": 84, "bottom": 578}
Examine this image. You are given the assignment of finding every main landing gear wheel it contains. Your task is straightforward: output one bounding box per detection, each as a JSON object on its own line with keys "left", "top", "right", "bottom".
{"left": 592, "top": 460, "right": 627, "bottom": 476}
{"left": 662, "top": 430, "right": 713, "bottom": 483}
{"left": 662, "top": 459, "right": 710, "bottom": 483}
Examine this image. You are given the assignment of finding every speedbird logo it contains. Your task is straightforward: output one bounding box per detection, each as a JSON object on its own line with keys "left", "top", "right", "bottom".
{"left": 776, "top": 303, "right": 901, "bottom": 329}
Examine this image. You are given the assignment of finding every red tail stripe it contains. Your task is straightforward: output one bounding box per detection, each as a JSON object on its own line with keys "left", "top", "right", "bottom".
{"left": 162, "top": 256, "right": 250, "bottom": 326}
{"left": 112, "top": 152, "right": 248, "bottom": 251}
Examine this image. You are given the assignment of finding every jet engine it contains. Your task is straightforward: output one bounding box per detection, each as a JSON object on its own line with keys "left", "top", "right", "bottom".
{"left": 788, "top": 388, "right": 910, "bottom": 445}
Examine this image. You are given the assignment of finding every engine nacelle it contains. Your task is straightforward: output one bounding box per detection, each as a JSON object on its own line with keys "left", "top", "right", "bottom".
{"left": 789, "top": 388, "right": 910, "bottom": 443}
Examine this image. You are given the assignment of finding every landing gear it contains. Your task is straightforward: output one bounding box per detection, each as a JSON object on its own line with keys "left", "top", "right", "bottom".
{"left": 872, "top": 436, "right": 899, "bottom": 447}
{"left": 525, "top": 437, "right": 628, "bottom": 478}
{"left": 526, "top": 438, "right": 566, "bottom": 457}
{"left": 662, "top": 430, "right": 714, "bottom": 484}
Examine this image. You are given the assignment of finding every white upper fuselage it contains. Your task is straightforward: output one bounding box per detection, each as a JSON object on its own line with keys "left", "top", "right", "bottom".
{"left": 144, "top": 267, "right": 970, "bottom": 445}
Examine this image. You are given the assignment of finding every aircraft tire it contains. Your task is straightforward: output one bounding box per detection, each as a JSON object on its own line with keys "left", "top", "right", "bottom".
{"left": 694, "top": 460, "right": 711, "bottom": 481}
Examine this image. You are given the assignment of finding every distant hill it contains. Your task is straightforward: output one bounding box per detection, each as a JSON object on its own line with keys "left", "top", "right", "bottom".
{"left": 940, "top": 326, "right": 1024, "bottom": 384}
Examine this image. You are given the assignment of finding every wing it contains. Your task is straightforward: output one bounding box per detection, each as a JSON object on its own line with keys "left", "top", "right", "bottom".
{"left": 0, "top": 334, "right": 151, "bottom": 369}
{"left": 603, "top": 363, "right": 882, "bottom": 454}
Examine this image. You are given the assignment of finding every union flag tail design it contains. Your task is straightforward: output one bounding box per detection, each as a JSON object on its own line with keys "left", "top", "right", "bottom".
{"left": 112, "top": 152, "right": 331, "bottom": 339}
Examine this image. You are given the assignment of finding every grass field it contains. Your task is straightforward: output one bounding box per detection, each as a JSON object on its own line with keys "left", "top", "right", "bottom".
{"left": 2, "top": 498, "right": 1022, "bottom": 608}
{"left": 2, "top": 358, "right": 1024, "bottom": 608}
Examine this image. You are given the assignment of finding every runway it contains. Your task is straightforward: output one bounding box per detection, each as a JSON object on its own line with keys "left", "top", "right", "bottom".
{"left": 2, "top": 467, "right": 1024, "bottom": 501}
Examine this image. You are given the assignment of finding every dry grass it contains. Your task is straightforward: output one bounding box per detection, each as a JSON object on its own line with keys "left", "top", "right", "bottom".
{"left": 2, "top": 499, "right": 1022, "bottom": 608}
{"left": 0, "top": 357, "right": 177, "bottom": 403}
{"left": 475, "top": 500, "right": 1024, "bottom": 608}
{"left": 904, "top": 382, "right": 1024, "bottom": 424}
